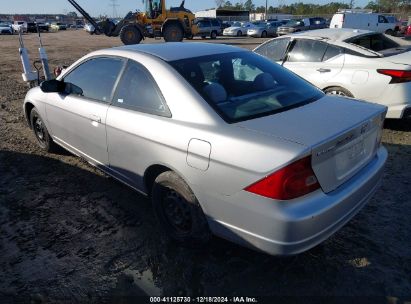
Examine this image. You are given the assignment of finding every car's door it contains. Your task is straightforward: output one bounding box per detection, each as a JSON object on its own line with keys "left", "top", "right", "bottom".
{"left": 282, "top": 39, "right": 345, "bottom": 88}
{"left": 106, "top": 60, "right": 172, "bottom": 190}
{"left": 45, "top": 57, "right": 125, "bottom": 166}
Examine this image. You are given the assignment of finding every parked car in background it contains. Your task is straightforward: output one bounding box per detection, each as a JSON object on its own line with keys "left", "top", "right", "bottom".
{"left": 0, "top": 23, "right": 13, "bottom": 35}
{"left": 194, "top": 18, "right": 222, "bottom": 39}
{"left": 223, "top": 21, "right": 255, "bottom": 36}
{"left": 27, "top": 22, "right": 49, "bottom": 33}
{"left": 24, "top": 42, "right": 387, "bottom": 255}
{"left": 221, "top": 21, "right": 232, "bottom": 31}
{"left": 385, "top": 16, "right": 401, "bottom": 32}
{"left": 399, "top": 20, "right": 409, "bottom": 35}
{"left": 50, "top": 23, "right": 67, "bottom": 31}
{"left": 84, "top": 23, "right": 95, "bottom": 34}
{"left": 330, "top": 12, "right": 396, "bottom": 35}
{"left": 247, "top": 21, "right": 283, "bottom": 38}
{"left": 277, "top": 17, "right": 327, "bottom": 35}
{"left": 12, "top": 21, "right": 27, "bottom": 33}
{"left": 254, "top": 28, "right": 411, "bottom": 119}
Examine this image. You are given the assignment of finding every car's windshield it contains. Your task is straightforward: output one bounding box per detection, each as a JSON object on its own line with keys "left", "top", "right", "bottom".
{"left": 170, "top": 51, "right": 323, "bottom": 123}
{"left": 0, "top": 23, "right": 9, "bottom": 27}
{"left": 231, "top": 22, "right": 241, "bottom": 27}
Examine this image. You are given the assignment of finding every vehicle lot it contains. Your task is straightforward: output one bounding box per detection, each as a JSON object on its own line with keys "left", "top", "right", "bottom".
{"left": 0, "top": 30, "right": 410, "bottom": 302}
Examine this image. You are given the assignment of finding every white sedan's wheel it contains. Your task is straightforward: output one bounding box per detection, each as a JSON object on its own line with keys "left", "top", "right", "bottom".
{"left": 324, "top": 86, "right": 354, "bottom": 98}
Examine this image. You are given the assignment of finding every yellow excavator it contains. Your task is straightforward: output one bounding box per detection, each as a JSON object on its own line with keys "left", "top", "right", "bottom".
{"left": 68, "top": 0, "right": 199, "bottom": 45}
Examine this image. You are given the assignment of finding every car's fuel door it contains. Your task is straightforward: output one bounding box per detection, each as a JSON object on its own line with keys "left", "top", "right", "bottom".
{"left": 186, "top": 139, "right": 211, "bottom": 171}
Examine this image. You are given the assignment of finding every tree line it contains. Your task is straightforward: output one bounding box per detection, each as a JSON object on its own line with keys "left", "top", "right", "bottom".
{"left": 214, "top": 0, "right": 411, "bottom": 14}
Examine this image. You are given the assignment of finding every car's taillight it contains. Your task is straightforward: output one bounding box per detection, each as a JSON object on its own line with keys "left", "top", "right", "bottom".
{"left": 377, "top": 69, "right": 411, "bottom": 84}
{"left": 245, "top": 156, "right": 320, "bottom": 200}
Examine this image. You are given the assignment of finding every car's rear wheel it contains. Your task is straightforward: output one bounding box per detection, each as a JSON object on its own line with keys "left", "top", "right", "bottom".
{"left": 261, "top": 30, "right": 267, "bottom": 38}
{"left": 152, "top": 171, "right": 211, "bottom": 246}
{"left": 237, "top": 30, "right": 242, "bottom": 37}
{"left": 210, "top": 31, "right": 217, "bottom": 39}
{"left": 30, "top": 108, "right": 57, "bottom": 152}
{"left": 324, "top": 86, "right": 354, "bottom": 97}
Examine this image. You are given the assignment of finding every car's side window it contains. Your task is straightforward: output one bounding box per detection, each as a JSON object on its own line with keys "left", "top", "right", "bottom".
{"left": 112, "top": 60, "right": 171, "bottom": 117}
{"left": 63, "top": 57, "right": 124, "bottom": 103}
{"left": 64, "top": 57, "right": 124, "bottom": 103}
{"left": 255, "top": 38, "right": 290, "bottom": 62}
{"left": 378, "top": 15, "right": 388, "bottom": 23}
{"left": 288, "top": 39, "right": 328, "bottom": 62}
{"left": 323, "top": 45, "right": 344, "bottom": 61}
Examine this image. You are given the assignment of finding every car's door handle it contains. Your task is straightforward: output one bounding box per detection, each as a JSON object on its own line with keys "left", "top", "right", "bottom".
{"left": 317, "top": 68, "right": 331, "bottom": 73}
{"left": 88, "top": 114, "right": 101, "bottom": 123}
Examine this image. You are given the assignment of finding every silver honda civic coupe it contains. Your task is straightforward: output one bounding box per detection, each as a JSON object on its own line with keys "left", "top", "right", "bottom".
{"left": 23, "top": 43, "right": 388, "bottom": 255}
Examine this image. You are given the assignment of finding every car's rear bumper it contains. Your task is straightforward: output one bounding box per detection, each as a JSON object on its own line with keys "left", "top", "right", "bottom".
{"left": 200, "top": 147, "right": 387, "bottom": 255}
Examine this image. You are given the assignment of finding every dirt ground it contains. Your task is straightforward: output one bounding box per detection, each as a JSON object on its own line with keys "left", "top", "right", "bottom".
{"left": 0, "top": 30, "right": 410, "bottom": 303}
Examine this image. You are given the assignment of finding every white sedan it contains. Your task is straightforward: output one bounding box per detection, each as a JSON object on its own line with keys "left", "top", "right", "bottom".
{"left": 223, "top": 21, "right": 255, "bottom": 37}
{"left": 254, "top": 28, "right": 411, "bottom": 119}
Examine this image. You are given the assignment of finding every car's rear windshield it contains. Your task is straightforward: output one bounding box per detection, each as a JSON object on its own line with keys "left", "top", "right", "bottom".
{"left": 346, "top": 33, "right": 411, "bottom": 56}
{"left": 169, "top": 51, "right": 323, "bottom": 123}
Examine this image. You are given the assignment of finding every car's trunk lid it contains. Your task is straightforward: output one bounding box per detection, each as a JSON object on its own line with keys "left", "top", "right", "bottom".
{"left": 381, "top": 49, "right": 411, "bottom": 63}
{"left": 236, "top": 96, "right": 386, "bottom": 193}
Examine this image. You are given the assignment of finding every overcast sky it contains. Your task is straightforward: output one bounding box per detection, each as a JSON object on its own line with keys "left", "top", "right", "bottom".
{"left": 3, "top": 0, "right": 369, "bottom": 17}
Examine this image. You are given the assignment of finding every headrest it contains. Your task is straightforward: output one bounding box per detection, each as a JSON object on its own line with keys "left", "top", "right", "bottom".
{"left": 203, "top": 83, "right": 227, "bottom": 104}
{"left": 254, "top": 72, "right": 275, "bottom": 91}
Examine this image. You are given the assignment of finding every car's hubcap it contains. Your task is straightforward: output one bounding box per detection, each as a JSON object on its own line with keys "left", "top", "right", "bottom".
{"left": 162, "top": 189, "right": 192, "bottom": 233}
{"left": 327, "top": 90, "right": 347, "bottom": 96}
{"left": 34, "top": 116, "right": 46, "bottom": 143}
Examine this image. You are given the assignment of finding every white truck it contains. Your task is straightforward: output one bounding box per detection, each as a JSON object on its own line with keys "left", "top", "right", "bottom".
{"left": 330, "top": 11, "right": 396, "bottom": 35}
{"left": 12, "top": 21, "right": 28, "bottom": 33}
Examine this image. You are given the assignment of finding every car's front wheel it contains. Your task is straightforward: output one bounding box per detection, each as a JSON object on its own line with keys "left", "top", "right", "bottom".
{"left": 30, "top": 108, "right": 57, "bottom": 152}
{"left": 237, "top": 30, "right": 242, "bottom": 37}
{"left": 261, "top": 30, "right": 267, "bottom": 38}
{"left": 210, "top": 31, "right": 217, "bottom": 39}
{"left": 152, "top": 171, "right": 211, "bottom": 246}
{"left": 324, "top": 86, "right": 354, "bottom": 97}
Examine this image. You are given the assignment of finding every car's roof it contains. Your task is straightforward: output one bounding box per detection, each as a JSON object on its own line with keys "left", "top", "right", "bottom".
{"left": 291, "top": 28, "right": 374, "bottom": 42}
{"left": 115, "top": 42, "right": 246, "bottom": 61}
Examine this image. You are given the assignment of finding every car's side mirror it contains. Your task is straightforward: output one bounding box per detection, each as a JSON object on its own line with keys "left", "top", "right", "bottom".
{"left": 40, "top": 79, "right": 65, "bottom": 93}
{"left": 40, "top": 79, "right": 83, "bottom": 96}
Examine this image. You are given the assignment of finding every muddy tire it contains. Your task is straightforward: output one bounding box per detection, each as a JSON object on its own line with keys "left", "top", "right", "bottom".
{"left": 324, "top": 86, "right": 354, "bottom": 97}
{"left": 152, "top": 171, "right": 211, "bottom": 246}
{"left": 163, "top": 24, "right": 184, "bottom": 42}
{"left": 30, "top": 108, "right": 57, "bottom": 152}
{"left": 120, "top": 25, "right": 142, "bottom": 45}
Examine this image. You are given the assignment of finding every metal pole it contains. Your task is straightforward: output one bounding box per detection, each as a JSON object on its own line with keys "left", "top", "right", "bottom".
{"left": 265, "top": 0, "right": 268, "bottom": 20}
